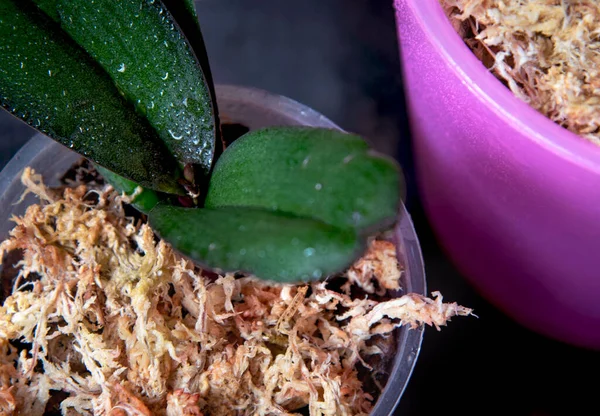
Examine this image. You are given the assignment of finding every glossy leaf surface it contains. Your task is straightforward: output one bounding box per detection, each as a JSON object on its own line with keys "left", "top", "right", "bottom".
{"left": 0, "top": 0, "right": 181, "bottom": 193}
{"left": 205, "top": 127, "right": 403, "bottom": 232}
{"left": 161, "top": 0, "right": 222, "bottom": 158}
{"left": 149, "top": 204, "right": 363, "bottom": 282}
{"left": 36, "top": 0, "right": 218, "bottom": 176}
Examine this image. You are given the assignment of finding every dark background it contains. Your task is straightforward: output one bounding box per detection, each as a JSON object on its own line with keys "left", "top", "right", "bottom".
{"left": 1, "top": 1, "right": 599, "bottom": 414}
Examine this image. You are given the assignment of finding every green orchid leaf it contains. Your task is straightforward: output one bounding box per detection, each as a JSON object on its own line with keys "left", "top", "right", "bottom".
{"left": 148, "top": 204, "right": 363, "bottom": 282}
{"left": 94, "top": 165, "right": 161, "bottom": 214}
{"left": 32, "top": 0, "right": 59, "bottom": 20}
{"left": 161, "top": 0, "right": 222, "bottom": 154}
{"left": 37, "top": 0, "right": 218, "bottom": 177}
{"left": 0, "top": 0, "right": 182, "bottom": 194}
{"left": 161, "top": 0, "right": 219, "bottom": 99}
{"left": 205, "top": 126, "right": 404, "bottom": 233}
{"left": 181, "top": 0, "right": 197, "bottom": 17}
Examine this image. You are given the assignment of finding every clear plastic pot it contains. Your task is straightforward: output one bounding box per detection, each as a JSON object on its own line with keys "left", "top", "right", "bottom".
{"left": 0, "top": 84, "right": 425, "bottom": 414}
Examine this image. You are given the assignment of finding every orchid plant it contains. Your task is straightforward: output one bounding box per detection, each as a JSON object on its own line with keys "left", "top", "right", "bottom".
{"left": 0, "top": 0, "right": 403, "bottom": 282}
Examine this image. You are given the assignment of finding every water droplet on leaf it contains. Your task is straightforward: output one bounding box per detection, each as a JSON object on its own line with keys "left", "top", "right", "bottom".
{"left": 304, "top": 247, "right": 315, "bottom": 257}
{"left": 168, "top": 129, "right": 183, "bottom": 140}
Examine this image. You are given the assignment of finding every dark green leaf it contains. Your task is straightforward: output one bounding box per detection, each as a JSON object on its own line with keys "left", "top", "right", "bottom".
{"left": 181, "top": 0, "right": 196, "bottom": 17}
{"left": 149, "top": 204, "right": 363, "bottom": 282}
{"left": 32, "top": 0, "right": 59, "bottom": 20}
{"left": 205, "top": 127, "right": 403, "bottom": 232}
{"left": 160, "top": 0, "right": 217, "bottom": 96}
{"left": 41, "top": 0, "right": 218, "bottom": 176}
{"left": 94, "top": 165, "right": 161, "bottom": 214}
{"left": 161, "top": 0, "right": 222, "bottom": 155}
{"left": 0, "top": 0, "right": 182, "bottom": 194}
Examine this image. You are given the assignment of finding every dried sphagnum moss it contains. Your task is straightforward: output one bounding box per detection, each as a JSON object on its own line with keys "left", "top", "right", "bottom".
{"left": 441, "top": 0, "right": 600, "bottom": 144}
{"left": 0, "top": 168, "right": 471, "bottom": 416}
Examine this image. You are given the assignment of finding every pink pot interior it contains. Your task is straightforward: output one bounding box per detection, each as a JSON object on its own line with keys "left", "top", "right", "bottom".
{"left": 399, "top": 0, "right": 600, "bottom": 173}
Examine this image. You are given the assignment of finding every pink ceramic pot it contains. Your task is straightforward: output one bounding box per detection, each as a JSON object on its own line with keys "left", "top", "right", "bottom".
{"left": 395, "top": 0, "right": 600, "bottom": 348}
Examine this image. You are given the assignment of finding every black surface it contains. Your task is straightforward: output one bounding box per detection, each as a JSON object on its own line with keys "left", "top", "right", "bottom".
{"left": 1, "top": 1, "right": 598, "bottom": 414}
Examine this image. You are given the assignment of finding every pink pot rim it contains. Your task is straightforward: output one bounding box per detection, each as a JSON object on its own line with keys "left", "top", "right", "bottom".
{"left": 397, "top": 0, "right": 600, "bottom": 175}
